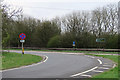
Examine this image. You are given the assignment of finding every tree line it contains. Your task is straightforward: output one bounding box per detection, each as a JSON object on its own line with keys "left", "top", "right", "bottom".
{"left": 1, "top": 4, "right": 119, "bottom": 49}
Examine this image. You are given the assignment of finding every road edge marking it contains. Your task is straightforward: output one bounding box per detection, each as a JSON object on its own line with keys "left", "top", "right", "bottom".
{"left": 102, "top": 65, "right": 111, "bottom": 67}
{"left": 97, "top": 59, "right": 102, "bottom": 64}
{"left": 112, "top": 64, "right": 116, "bottom": 68}
{"left": 98, "top": 67, "right": 109, "bottom": 69}
{"left": 80, "top": 74, "right": 92, "bottom": 77}
{"left": 70, "top": 66, "right": 98, "bottom": 77}
{"left": 92, "top": 70, "right": 103, "bottom": 72}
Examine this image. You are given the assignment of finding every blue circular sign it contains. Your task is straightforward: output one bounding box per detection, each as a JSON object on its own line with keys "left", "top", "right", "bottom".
{"left": 73, "top": 41, "right": 75, "bottom": 44}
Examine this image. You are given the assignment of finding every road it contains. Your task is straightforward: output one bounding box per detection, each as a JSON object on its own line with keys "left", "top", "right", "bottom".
{"left": 2, "top": 50, "right": 115, "bottom": 78}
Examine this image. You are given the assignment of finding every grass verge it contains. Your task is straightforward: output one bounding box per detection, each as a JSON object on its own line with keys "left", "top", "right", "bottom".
{"left": 2, "top": 52, "right": 43, "bottom": 70}
{"left": 86, "top": 53, "right": 119, "bottom": 78}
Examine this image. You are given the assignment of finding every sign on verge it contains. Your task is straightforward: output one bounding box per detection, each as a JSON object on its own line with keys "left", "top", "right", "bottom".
{"left": 96, "top": 38, "right": 105, "bottom": 42}
{"left": 19, "top": 33, "right": 26, "bottom": 40}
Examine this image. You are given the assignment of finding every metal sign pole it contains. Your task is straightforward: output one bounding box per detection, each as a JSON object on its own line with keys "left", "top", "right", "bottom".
{"left": 19, "top": 33, "right": 26, "bottom": 56}
{"left": 22, "top": 42, "right": 24, "bottom": 55}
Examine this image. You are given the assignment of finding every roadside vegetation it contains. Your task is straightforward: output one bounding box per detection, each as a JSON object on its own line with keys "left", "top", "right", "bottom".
{"left": 2, "top": 52, "right": 43, "bottom": 70}
{"left": 2, "top": 3, "right": 119, "bottom": 49}
{"left": 86, "top": 54, "right": 119, "bottom": 78}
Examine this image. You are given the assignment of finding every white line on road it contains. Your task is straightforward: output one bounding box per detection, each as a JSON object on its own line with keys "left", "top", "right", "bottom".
{"left": 103, "top": 65, "right": 111, "bottom": 67}
{"left": 2, "top": 55, "right": 48, "bottom": 72}
{"left": 43, "top": 55, "right": 48, "bottom": 62}
{"left": 98, "top": 67, "right": 109, "bottom": 69}
{"left": 80, "top": 74, "right": 92, "bottom": 77}
{"left": 112, "top": 64, "right": 116, "bottom": 68}
{"left": 97, "top": 59, "right": 102, "bottom": 64}
{"left": 92, "top": 70, "right": 103, "bottom": 72}
{"left": 70, "top": 66, "right": 98, "bottom": 77}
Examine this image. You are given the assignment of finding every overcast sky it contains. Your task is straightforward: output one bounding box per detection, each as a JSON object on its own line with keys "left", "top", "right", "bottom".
{"left": 2, "top": 0, "right": 119, "bottom": 20}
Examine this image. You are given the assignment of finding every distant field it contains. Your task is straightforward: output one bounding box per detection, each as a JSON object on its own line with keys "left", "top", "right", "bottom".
{"left": 2, "top": 52, "right": 43, "bottom": 70}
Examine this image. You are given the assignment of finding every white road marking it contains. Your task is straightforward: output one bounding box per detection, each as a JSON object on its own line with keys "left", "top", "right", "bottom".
{"left": 103, "top": 65, "right": 111, "bottom": 67}
{"left": 98, "top": 67, "right": 109, "bottom": 69}
{"left": 92, "top": 70, "right": 103, "bottom": 72}
{"left": 43, "top": 56, "right": 48, "bottom": 62}
{"left": 112, "top": 64, "right": 116, "bottom": 68}
{"left": 80, "top": 74, "right": 92, "bottom": 77}
{"left": 70, "top": 66, "right": 98, "bottom": 77}
{"left": 2, "top": 55, "right": 48, "bottom": 72}
{"left": 97, "top": 59, "right": 102, "bottom": 64}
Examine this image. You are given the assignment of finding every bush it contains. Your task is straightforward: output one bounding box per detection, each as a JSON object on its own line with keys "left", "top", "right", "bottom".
{"left": 60, "top": 33, "right": 74, "bottom": 48}
{"left": 105, "top": 35, "right": 118, "bottom": 49}
{"left": 47, "top": 35, "right": 61, "bottom": 48}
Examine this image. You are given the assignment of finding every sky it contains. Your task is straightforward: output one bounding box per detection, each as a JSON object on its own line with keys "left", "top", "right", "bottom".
{"left": 1, "top": 0, "right": 119, "bottom": 20}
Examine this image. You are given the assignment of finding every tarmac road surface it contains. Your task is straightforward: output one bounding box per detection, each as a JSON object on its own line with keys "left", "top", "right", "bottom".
{"left": 2, "top": 50, "right": 115, "bottom": 78}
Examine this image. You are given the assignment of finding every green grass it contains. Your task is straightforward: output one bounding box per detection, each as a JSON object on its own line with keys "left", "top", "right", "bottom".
{"left": 2, "top": 52, "right": 43, "bottom": 70}
{"left": 86, "top": 53, "right": 119, "bottom": 78}
{"left": 4, "top": 48, "right": 118, "bottom": 54}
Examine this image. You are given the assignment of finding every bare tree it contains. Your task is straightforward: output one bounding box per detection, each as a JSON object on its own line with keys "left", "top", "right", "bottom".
{"left": 1, "top": 4, "right": 22, "bottom": 48}
{"left": 62, "top": 11, "right": 90, "bottom": 36}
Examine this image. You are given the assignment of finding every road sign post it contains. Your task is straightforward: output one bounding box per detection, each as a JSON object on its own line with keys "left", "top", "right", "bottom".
{"left": 22, "top": 42, "right": 24, "bottom": 55}
{"left": 96, "top": 38, "right": 105, "bottom": 43}
{"left": 96, "top": 38, "right": 105, "bottom": 49}
{"left": 73, "top": 41, "right": 75, "bottom": 48}
{"left": 19, "top": 33, "right": 26, "bottom": 55}
{"left": 20, "top": 40, "right": 25, "bottom": 55}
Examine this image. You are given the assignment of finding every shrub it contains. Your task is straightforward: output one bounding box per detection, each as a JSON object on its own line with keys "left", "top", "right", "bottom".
{"left": 47, "top": 35, "right": 61, "bottom": 48}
